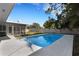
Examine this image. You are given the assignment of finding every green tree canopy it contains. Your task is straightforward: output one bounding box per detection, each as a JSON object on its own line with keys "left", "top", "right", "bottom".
{"left": 27, "top": 23, "right": 41, "bottom": 29}
{"left": 45, "top": 3, "right": 79, "bottom": 30}
{"left": 43, "top": 17, "right": 56, "bottom": 29}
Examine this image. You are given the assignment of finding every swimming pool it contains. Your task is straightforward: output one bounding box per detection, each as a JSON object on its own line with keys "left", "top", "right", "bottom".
{"left": 24, "top": 34, "right": 63, "bottom": 47}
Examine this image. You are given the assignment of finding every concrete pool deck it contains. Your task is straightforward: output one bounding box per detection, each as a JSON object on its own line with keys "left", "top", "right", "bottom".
{"left": 0, "top": 38, "right": 41, "bottom": 56}
{"left": 0, "top": 35, "right": 73, "bottom": 56}
{"left": 30, "top": 35, "right": 73, "bottom": 56}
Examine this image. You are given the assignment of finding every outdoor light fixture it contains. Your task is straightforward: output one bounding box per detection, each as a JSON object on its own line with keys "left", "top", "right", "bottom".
{"left": 2, "top": 9, "right": 5, "bottom": 12}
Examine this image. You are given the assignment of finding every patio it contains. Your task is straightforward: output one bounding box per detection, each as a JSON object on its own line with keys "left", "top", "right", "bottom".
{"left": 0, "top": 35, "right": 73, "bottom": 56}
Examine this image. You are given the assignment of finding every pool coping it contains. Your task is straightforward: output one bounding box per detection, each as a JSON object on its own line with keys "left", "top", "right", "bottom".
{"left": 22, "top": 33, "right": 64, "bottom": 39}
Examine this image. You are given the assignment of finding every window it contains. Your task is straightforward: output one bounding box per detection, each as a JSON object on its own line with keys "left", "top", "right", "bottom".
{"left": 3, "top": 25, "right": 6, "bottom": 31}
{"left": 0, "top": 25, "right": 2, "bottom": 31}
{"left": 0, "top": 25, "right": 6, "bottom": 37}
{"left": 9, "top": 27, "right": 12, "bottom": 33}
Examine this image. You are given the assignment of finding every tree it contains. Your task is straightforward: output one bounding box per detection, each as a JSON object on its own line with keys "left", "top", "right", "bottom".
{"left": 27, "top": 23, "right": 41, "bottom": 29}
{"left": 45, "top": 3, "right": 79, "bottom": 30}
{"left": 45, "top": 3, "right": 65, "bottom": 29}
{"left": 43, "top": 17, "right": 56, "bottom": 29}
{"left": 62, "top": 4, "right": 79, "bottom": 29}
{"left": 32, "top": 23, "right": 41, "bottom": 29}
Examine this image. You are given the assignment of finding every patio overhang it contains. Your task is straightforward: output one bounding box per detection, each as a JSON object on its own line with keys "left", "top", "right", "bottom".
{"left": 0, "top": 3, "right": 14, "bottom": 22}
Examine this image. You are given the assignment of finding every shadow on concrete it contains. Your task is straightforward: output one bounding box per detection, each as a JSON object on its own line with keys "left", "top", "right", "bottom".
{"left": 0, "top": 36, "right": 10, "bottom": 42}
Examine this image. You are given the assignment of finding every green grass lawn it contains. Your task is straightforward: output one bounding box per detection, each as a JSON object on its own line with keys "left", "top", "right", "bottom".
{"left": 25, "top": 32, "right": 43, "bottom": 36}
{"left": 15, "top": 32, "right": 43, "bottom": 40}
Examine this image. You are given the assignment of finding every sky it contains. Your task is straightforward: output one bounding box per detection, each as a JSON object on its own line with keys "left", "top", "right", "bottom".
{"left": 7, "top": 3, "right": 57, "bottom": 27}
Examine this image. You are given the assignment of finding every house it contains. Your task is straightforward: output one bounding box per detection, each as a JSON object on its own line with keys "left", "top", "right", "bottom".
{"left": 6, "top": 22, "right": 26, "bottom": 36}
{"left": 0, "top": 3, "right": 14, "bottom": 37}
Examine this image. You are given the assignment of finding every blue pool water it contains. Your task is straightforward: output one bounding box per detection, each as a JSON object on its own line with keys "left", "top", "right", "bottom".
{"left": 24, "top": 34, "right": 63, "bottom": 47}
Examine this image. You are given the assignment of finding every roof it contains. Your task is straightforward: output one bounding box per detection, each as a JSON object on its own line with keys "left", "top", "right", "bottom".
{"left": 6, "top": 22, "right": 27, "bottom": 26}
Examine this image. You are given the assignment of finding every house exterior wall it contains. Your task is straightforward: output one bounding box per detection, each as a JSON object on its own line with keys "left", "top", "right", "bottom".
{"left": 6, "top": 22, "right": 26, "bottom": 36}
